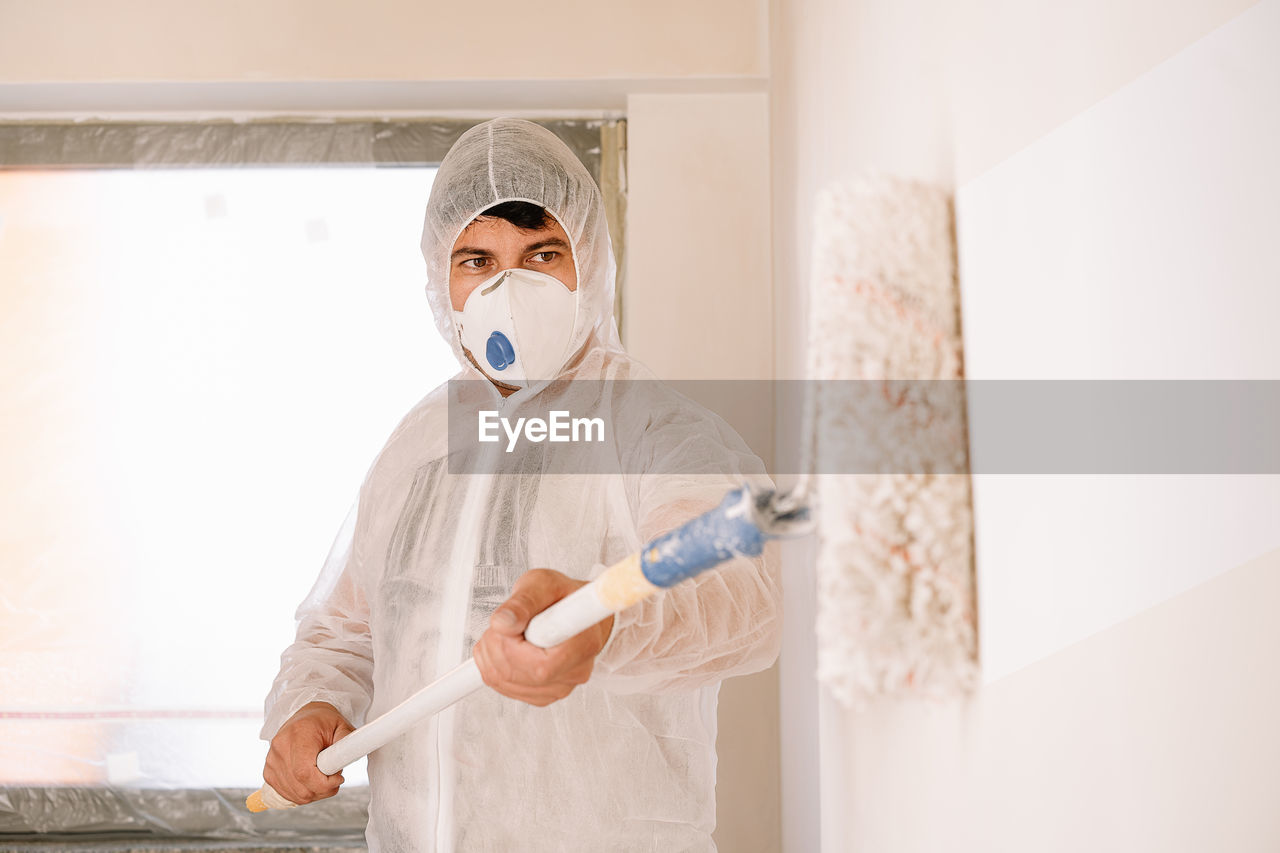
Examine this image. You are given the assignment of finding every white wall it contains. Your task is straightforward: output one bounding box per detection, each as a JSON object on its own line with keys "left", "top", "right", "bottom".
{"left": 770, "top": 0, "right": 1280, "bottom": 849}
{"left": 836, "top": 544, "right": 1280, "bottom": 852}
{"left": 959, "top": 0, "right": 1280, "bottom": 680}
{"left": 769, "top": 0, "right": 953, "bottom": 847}
{"left": 625, "top": 93, "right": 774, "bottom": 384}
{"left": 625, "top": 91, "right": 780, "bottom": 853}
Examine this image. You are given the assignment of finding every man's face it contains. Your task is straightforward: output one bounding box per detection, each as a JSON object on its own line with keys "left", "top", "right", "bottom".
{"left": 448, "top": 215, "right": 578, "bottom": 311}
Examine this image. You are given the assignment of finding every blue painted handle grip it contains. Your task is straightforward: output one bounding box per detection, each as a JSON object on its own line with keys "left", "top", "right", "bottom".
{"left": 639, "top": 486, "right": 766, "bottom": 588}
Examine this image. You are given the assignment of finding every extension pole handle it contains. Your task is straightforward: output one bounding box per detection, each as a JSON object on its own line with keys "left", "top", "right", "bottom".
{"left": 247, "top": 549, "right": 658, "bottom": 812}
{"left": 249, "top": 485, "right": 773, "bottom": 812}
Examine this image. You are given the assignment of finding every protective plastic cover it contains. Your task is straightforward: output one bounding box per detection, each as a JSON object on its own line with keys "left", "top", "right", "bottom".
{"left": 262, "top": 119, "right": 781, "bottom": 851}
{"left": 0, "top": 785, "right": 367, "bottom": 841}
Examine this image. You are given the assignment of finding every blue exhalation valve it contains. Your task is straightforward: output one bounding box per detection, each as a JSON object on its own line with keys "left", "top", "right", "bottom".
{"left": 486, "top": 331, "right": 516, "bottom": 371}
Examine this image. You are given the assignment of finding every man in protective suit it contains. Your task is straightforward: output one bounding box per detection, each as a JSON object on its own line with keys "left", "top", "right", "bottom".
{"left": 260, "top": 118, "right": 782, "bottom": 851}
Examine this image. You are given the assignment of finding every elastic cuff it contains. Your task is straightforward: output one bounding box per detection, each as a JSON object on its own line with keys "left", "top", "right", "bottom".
{"left": 260, "top": 691, "right": 352, "bottom": 742}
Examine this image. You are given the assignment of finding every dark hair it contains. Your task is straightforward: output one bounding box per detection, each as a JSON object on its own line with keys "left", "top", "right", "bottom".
{"left": 477, "top": 200, "right": 555, "bottom": 231}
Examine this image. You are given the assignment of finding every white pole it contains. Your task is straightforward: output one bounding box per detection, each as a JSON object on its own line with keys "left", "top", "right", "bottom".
{"left": 247, "top": 553, "right": 653, "bottom": 812}
{"left": 246, "top": 485, "right": 800, "bottom": 814}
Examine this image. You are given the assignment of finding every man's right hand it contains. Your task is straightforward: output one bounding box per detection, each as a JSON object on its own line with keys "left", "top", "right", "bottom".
{"left": 262, "top": 701, "right": 353, "bottom": 805}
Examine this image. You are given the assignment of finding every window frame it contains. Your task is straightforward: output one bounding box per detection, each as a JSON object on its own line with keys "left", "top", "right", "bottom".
{"left": 0, "top": 115, "right": 626, "bottom": 843}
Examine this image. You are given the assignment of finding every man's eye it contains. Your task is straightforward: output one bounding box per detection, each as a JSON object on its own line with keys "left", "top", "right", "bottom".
{"left": 531, "top": 252, "right": 557, "bottom": 263}
{"left": 463, "top": 258, "right": 489, "bottom": 269}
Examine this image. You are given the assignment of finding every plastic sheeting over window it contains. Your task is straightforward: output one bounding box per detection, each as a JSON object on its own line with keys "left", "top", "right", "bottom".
{"left": 0, "top": 785, "right": 368, "bottom": 841}
{"left": 0, "top": 118, "right": 624, "bottom": 838}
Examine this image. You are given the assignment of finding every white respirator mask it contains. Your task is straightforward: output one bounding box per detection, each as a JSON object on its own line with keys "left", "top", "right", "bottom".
{"left": 453, "top": 267, "right": 580, "bottom": 388}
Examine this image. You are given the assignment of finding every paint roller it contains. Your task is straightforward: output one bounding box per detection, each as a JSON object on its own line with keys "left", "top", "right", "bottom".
{"left": 247, "top": 482, "right": 814, "bottom": 812}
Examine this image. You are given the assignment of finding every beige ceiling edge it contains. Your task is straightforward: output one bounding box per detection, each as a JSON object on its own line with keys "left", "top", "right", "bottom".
{"left": 0, "top": 78, "right": 769, "bottom": 121}
{"left": 0, "top": 0, "right": 767, "bottom": 83}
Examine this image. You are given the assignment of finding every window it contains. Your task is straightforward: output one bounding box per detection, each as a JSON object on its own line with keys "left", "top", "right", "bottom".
{"left": 0, "top": 118, "right": 625, "bottom": 837}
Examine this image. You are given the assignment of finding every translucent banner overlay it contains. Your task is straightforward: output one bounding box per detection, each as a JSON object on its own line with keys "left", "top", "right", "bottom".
{"left": 446, "top": 380, "right": 1280, "bottom": 475}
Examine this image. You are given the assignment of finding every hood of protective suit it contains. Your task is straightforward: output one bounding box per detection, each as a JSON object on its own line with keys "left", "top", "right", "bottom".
{"left": 420, "top": 118, "right": 620, "bottom": 375}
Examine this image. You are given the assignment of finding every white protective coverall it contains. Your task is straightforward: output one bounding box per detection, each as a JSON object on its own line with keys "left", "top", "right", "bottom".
{"left": 261, "top": 118, "right": 782, "bottom": 852}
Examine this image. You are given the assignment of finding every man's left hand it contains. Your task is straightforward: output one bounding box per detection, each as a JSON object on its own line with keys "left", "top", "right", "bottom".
{"left": 473, "top": 568, "right": 614, "bottom": 706}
